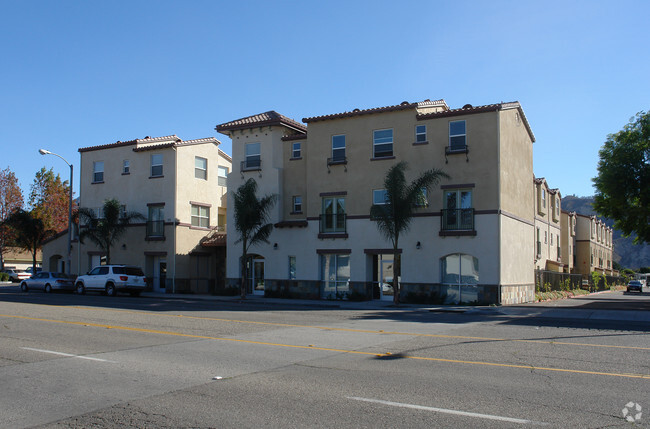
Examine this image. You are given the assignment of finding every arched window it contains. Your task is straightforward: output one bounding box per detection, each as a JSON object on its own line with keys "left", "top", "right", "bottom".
{"left": 441, "top": 254, "right": 479, "bottom": 304}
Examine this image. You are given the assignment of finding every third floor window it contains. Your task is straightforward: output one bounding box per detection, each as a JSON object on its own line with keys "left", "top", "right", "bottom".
{"left": 151, "top": 154, "right": 163, "bottom": 177}
{"left": 331, "top": 135, "right": 346, "bottom": 162}
{"left": 449, "top": 120, "right": 466, "bottom": 151}
{"left": 218, "top": 166, "right": 228, "bottom": 186}
{"left": 195, "top": 157, "right": 207, "bottom": 180}
{"left": 93, "top": 161, "right": 104, "bottom": 183}
{"left": 373, "top": 129, "right": 393, "bottom": 158}
{"left": 244, "top": 142, "right": 261, "bottom": 170}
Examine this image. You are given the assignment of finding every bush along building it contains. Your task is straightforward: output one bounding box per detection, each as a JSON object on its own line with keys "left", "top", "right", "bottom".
{"left": 41, "top": 135, "right": 231, "bottom": 294}
{"left": 217, "top": 100, "right": 541, "bottom": 305}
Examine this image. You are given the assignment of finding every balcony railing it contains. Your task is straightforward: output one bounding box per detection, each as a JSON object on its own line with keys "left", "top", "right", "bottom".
{"left": 327, "top": 155, "right": 347, "bottom": 165}
{"left": 146, "top": 220, "right": 165, "bottom": 238}
{"left": 240, "top": 159, "right": 262, "bottom": 172}
{"left": 319, "top": 213, "right": 347, "bottom": 234}
{"left": 441, "top": 208, "right": 474, "bottom": 231}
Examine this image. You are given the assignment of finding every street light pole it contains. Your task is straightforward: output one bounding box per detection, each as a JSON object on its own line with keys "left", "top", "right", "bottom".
{"left": 39, "top": 149, "right": 73, "bottom": 275}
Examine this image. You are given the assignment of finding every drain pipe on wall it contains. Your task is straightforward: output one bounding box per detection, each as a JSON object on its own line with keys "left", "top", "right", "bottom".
{"left": 172, "top": 146, "right": 177, "bottom": 294}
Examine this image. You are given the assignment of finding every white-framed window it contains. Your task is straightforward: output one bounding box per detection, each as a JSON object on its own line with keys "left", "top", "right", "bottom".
{"left": 122, "top": 160, "right": 130, "bottom": 175}
{"left": 289, "top": 256, "right": 296, "bottom": 280}
{"left": 321, "top": 253, "right": 350, "bottom": 299}
{"left": 373, "top": 189, "right": 388, "bottom": 205}
{"left": 373, "top": 129, "right": 393, "bottom": 158}
{"left": 442, "top": 189, "right": 473, "bottom": 230}
{"left": 191, "top": 204, "right": 209, "bottom": 228}
{"left": 245, "top": 142, "right": 261, "bottom": 169}
{"left": 93, "top": 161, "right": 104, "bottom": 182}
{"left": 293, "top": 196, "right": 302, "bottom": 213}
{"left": 218, "top": 166, "right": 228, "bottom": 187}
{"left": 449, "top": 120, "right": 466, "bottom": 150}
{"left": 332, "top": 135, "right": 346, "bottom": 162}
{"left": 292, "top": 142, "right": 301, "bottom": 158}
{"left": 195, "top": 156, "right": 207, "bottom": 180}
{"left": 415, "top": 124, "right": 427, "bottom": 143}
{"left": 151, "top": 154, "right": 163, "bottom": 177}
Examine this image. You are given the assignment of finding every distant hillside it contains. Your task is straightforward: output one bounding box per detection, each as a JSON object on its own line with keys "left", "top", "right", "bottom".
{"left": 562, "top": 195, "right": 650, "bottom": 269}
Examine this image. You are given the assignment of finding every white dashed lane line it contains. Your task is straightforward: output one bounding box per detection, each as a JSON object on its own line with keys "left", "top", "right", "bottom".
{"left": 21, "top": 347, "right": 116, "bottom": 363}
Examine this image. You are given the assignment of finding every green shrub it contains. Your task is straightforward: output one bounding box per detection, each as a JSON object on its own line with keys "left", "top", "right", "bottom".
{"left": 0, "top": 272, "right": 8, "bottom": 281}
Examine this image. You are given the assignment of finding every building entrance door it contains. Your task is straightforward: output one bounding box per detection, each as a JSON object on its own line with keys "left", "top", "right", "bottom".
{"left": 252, "top": 259, "right": 264, "bottom": 295}
{"left": 153, "top": 258, "right": 167, "bottom": 292}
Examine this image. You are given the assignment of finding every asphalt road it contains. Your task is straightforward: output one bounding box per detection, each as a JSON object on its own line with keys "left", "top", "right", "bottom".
{"left": 0, "top": 286, "right": 648, "bottom": 428}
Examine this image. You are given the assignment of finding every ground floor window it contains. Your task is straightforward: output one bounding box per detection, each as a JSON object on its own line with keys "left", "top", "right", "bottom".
{"left": 321, "top": 254, "right": 350, "bottom": 299}
{"left": 441, "top": 253, "right": 479, "bottom": 304}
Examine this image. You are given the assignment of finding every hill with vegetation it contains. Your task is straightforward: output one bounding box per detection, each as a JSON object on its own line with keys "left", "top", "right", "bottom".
{"left": 561, "top": 195, "right": 650, "bottom": 270}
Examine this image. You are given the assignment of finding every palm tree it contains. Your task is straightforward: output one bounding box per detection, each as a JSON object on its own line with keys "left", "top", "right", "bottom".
{"left": 76, "top": 199, "right": 145, "bottom": 265}
{"left": 370, "top": 162, "right": 449, "bottom": 305}
{"left": 2, "top": 209, "right": 55, "bottom": 274}
{"left": 233, "top": 178, "right": 277, "bottom": 299}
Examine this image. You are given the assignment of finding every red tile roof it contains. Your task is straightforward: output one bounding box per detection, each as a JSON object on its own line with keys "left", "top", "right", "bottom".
{"left": 79, "top": 135, "right": 220, "bottom": 153}
{"left": 302, "top": 99, "right": 449, "bottom": 123}
{"left": 216, "top": 111, "right": 306, "bottom": 134}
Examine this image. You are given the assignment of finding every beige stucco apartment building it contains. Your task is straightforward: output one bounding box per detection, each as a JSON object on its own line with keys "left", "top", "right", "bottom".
{"left": 534, "top": 177, "right": 563, "bottom": 272}
{"left": 573, "top": 213, "right": 614, "bottom": 277}
{"left": 42, "top": 135, "right": 231, "bottom": 294}
{"left": 217, "top": 100, "right": 537, "bottom": 305}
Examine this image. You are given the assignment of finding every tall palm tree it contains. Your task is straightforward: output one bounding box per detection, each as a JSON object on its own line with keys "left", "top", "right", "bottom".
{"left": 2, "top": 209, "right": 55, "bottom": 274}
{"left": 370, "top": 162, "right": 449, "bottom": 305}
{"left": 233, "top": 178, "right": 277, "bottom": 299}
{"left": 76, "top": 198, "right": 145, "bottom": 265}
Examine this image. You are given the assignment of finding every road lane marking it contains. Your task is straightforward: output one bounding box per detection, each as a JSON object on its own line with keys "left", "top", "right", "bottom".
{"left": 57, "top": 305, "right": 650, "bottom": 352}
{"left": 347, "top": 397, "right": 549, "bottom": 426}
{"left": 21, "top": 347, "right": 115, "bottom": 363}
{"left": 4, "top": 314, "right": 650, "bottom": 380}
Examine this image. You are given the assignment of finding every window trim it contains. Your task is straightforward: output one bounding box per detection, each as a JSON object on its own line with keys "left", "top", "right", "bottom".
{"left": 190, "top": 203, "right": 210, "bottom": 229}
{"left": 415, "top": 124, "right": 427, "bottom": 143}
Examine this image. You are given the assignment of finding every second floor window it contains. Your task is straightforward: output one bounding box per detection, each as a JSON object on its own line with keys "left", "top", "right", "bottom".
{"left": 442, "top": 189, "right": 473, "bottom": 230}
{"left": 122, "top": 160, "right": 130, "bottom": 174}
{"left": 415, "top": 125, "right": 427, "bottom": 143}
{"left": 93, "top": 161, "right": 104, "bottom": 183}
{"left": 332, "top": 135, "right": 346, "bottom": 162}
{"left": 195, "top": 157, "right": 207, "bottom": 180}
{"left": 321, "top": 197, "right": 346, "bottom": 233}
{"left": 151, "top": 154, "right": 163, "bottom": 177}
{"left": 541, "top": 189, "right": 546, "bottom": 208}
{"left": 292, "top": 142, "right": 301, "bottom": 158}
{"left": 449, "top": 120, "right": 466, "bottom": 151}
{"left": 147, "top": 205, "right": 164, "bottom": 237}
{"left": 373, "top": 189, "right": 388, "bottom": 205}
{"left": 373, "top": 129, "right": 393, "bottom": 158}
{"left": 191, "top": 204, "right": 209, "bottom": 228}
{"left": 218, "top": 166, "right": 228, "bottom": 186}
{"left": 245, "top": 142, "right": 261, "bottom": 169}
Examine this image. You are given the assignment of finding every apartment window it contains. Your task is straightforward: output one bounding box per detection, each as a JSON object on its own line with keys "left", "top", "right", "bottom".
{"left": 373, "top": 129, "right": 393, "bottom": 158}
{"left": 292, "top": 196, "right": 303, "bottom": 213}
{"left": 151, "top": 154, "right": 163, "bottom": 177}
{"left": 415, "top": 125, "right": 427, "bottom": 143}
{"left": 544, "top": 231, "right": 548, "bottom": 244}
{"left": 321, "top": 197, "right": 346, "bottom": 233}
{"left": 373, "top": 189, "right": 388, "bottom": 205}
{"left": 449, "top": 120, "right": 466, "bottom": 151}
{"left": 321, "top": 253, "right": 350, "bottom": 299}
{"left": 289, "top": 256, "right": 296, "bottom": 280}
{"left": 537, "top": 228, "right": 541, "bottom": 256}
{"left": 122, "top": 160, "right": 130, "bottom": 175}
{"left": 555, "top": 197, "right": 560, "bottom": 215}
{"left": 541, "top": 189, "right": 546, "bottom": 208}
{"left": 147, "top": 205, "right": 164, "bottom": 238}
{"left": 191, "top": 204, "right": 210, "bottom": 228}
{"left": 93, "top": 161, "right": 104, "bottom": 183}
{"left": 415, "top": 188, "right": 428, "bottom": 207}
{"left": 218, "top": 166, "right": 228, "bottom": 186}
{"left": 331, "top": 135, "right": 346, "bottom": 162}
{"left": 195, "top": 157, "right": 207, "bottom": 180}
{"left": 550, "top": 234, "right": 553, "bottom": 246}
{"left": 441, "top": 253, "right": 479, "bottom": 304}
{"left": 442, "top": 189, "right": 473, "bottom": 231}
{"left": 292, "top": 142, "right": 301, "bottom": 158}
{"left": 244, "top": 142, "right": 261, "bottom": 169}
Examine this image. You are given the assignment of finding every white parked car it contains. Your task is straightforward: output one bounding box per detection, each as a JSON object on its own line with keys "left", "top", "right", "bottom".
{"left": 2, "top": 269, "right": 31, "bottom": 283}
{"left": 75, "top": 265, "right": 147, "bottom": 297}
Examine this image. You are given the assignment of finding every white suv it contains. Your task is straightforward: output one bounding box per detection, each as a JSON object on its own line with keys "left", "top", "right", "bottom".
{"left": 75, "top": 265, "right": 147, "bottom": 297}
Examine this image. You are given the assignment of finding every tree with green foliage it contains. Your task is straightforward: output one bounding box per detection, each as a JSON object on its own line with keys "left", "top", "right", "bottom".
{"left": 76, "top": 199, "right": 144, "bottom": 265}
{"left": 370, "top": 162, "right": 448, "bottom": 305}
{"left": 29, "top": 167, "right": 72, "bottom": 233}
{"left": 0, "top": 168, "right": 24, "bottom": 271}
{"left": 2, "top": 209, "right": 54, "bottom": 274}
{"left": 593, "top": 111, "right": 649, "bottom": 244}
{"left": 233, "top": 178, "right": 277, "bottom": 299}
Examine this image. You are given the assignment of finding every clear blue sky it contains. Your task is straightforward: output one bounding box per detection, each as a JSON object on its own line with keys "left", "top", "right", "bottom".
{"left": 1, "top": 0, "right": 648, "bottom": 201}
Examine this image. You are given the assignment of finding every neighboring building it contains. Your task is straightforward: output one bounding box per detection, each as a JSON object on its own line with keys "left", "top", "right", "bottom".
{"left": 533, "top": 177, "right": 563, "bottom": 272}
{"left": 217, "top": 100, "right": 536, "bottom": 305}
{"left": 42, "top": 135, "right": 231, "bottom": 294}
{"left": 573, "top": 213, "right": 614, "bottom": 277}
{"left": 560, "top": 210, "right": 577, "bottom": 273}
{"left": 1, "top": 247, "right": 41, "bottom": 271}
